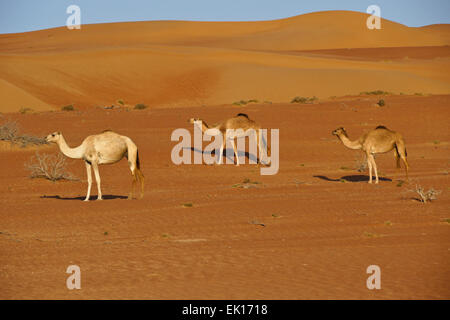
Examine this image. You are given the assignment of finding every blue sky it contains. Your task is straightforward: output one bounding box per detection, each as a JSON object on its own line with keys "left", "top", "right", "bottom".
{"left": 0, "top": 0, "right": 449, "bottom": 34}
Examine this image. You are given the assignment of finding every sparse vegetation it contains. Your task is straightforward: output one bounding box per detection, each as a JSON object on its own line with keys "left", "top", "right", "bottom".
{"left": 182, "top": 203, "right": 193, "bottom": 208}
{"left": 232, "top": 178, "right": 261, "bottom": 188}
{"left": 25, "top": 152, "right": 77, "bottom": 181}
{"left": 290, "top": 96, "right": 318, "bottom": 104}
{"left": 360, "top": 90, "right": 391, "bottom": 95}
{"left": 355, "top": 155, "right": 368, "bottom": 172}
{"left": 376, "top": 99, "right": 385, "bottom": 107}
{"left": 117, "top": 99, "right": 124, "bottom": 105}
{"left": 19, "top": 107, "right": 33, "bottom": 114}
{"left": 61, "top": 105, "right": 75, "bottom": 111}
{"left": 134, "top": 103, "right": 148, "bottom": 110}
{"left": 232, "top": 99, "right": 259, "bottom": 106}
{"left": 412, "top": 185, "right": 441, "bottom": 203}
{"left": 396, "top": 180, "right": 405, "bottom": 187}
{"left": 0, "top": 120, "right": 47, "bottom": 147}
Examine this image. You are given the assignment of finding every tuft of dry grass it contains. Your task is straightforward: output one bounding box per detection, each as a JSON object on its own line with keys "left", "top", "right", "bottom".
{"left": 25, "top": 152, "right": 77, "bottom": 181}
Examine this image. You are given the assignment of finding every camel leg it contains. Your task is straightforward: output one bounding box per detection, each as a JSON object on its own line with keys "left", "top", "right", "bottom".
{"left": 369, "top": 154, "right": 379, "bottom": 184}
{"left": 402, "top": 156, "right": 409, "bottom": 181}
{"left": 366, "top": 153, "right": 373, "bottom": 184}
{"left": 137, "top": 169, "right": 145, "bottom": 199}
{"left": 394, "top": 148, "right": 401, "bottom": 169}
{"left": 218, "top": 135, "right": 225, "bottom": 165}
{"left": 84, "top": 162, "right": 92, "bottom": 201}
{"left": 129, "top": 172, "right": 137, "bottom": 200}
{"left": 231, "top": 138, "right": 239, "bottom": 166}
{"left": 92, "top": 162, "right": 102, "bottom": 200}
{"left": 127, "top": 158, "right": 136, "bottom": 200}
{"left": 255, "top": 131, "right": 261, "bottom": 165}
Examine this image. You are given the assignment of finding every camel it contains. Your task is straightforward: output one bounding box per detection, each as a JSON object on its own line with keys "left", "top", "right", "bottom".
{"left": 45, "top": 130, "right": 144, "bottom": 201}
{"left": 188, "top": 113, "right": 269, "bottom": 165}
{"left": 332, "top": 126, "right": 408, "bottom": 184}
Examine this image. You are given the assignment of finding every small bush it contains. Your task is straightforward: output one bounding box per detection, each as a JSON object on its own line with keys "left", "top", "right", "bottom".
{"left": 360, "top": 90, "right": 390, "bottom": 95}
{"left": 61, "top": 105, "right": 75, "bottom": 111}
{"left": 377, "top": 99, "right": 385, "bottom": 107}
{"left": 25, "top": 152, "right": 77, "bottom": 181}
{"left": 355, "top": 154, "right": 368, "bottom": 172}
{"left": 232, "top": 99, "right": 259, "bottom": 106}
{"left": 413, "top": 185, "right": 441, "bottom": 203}
{"left": 19, "top": 107, "right": 33, "bottom": 114}
{"left": 290, "top": 96, "right": 318, "bottom": 104}
{"left": 134, "top": 103, "right": 148, "bottom": 110}
{"left": 0, "top": 121, "right": 46, "bottom": 147}
{"left": 117, "top": 99, "right": 124, "bottom": 105}
{"left": 0, "top": 121, "right": 19, "bottom": 141}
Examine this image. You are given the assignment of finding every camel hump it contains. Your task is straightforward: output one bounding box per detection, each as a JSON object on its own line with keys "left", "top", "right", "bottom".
{"left": 375, "top": 125, "right": 388, "bottom": 130}
{"left": 236, "top": 113, "right": 249, "bottom": 119}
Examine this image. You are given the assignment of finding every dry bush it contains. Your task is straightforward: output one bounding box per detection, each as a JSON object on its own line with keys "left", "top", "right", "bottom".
{"left": 0, "top": 121, "right": 19, "bottom": 141}
{"left": 0, "top": 120, "right": 47, "bottom": 147}
{"left": 413, "top": 185, "right": 441, "bottom": 203}
{"left": 291, "top": 96, "right": 318, "bottom": 104}
{"left": 355, "top": 154, "right": 368, "bottom": 172}
{"left": 26, "top": 152, "right": 77, "bottom": 181}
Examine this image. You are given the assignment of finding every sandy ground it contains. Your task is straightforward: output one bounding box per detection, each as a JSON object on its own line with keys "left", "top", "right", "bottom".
{"left": 0, "top": 94, "right": 448, "bottom": 299}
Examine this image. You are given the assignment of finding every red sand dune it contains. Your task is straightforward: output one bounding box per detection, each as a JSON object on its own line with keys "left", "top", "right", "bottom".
{"left": 0, "top": 10, "right": 449, "bottom": 112}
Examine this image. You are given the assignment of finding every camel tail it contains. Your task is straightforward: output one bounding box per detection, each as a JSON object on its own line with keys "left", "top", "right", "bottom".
{"left": 126, "top": 137, "right": 144, "bottom": 199}
{"left": 135, "top": 149, "right": 145, "bottom": 198}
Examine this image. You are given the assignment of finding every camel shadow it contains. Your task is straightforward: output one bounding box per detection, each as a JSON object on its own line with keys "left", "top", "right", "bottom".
{"left": 186, "top": 147, "right": 259, "bottom": 163}
{"left": 313, "top": 175, "right": 392, "bottom": 183}
{"left": 40, "top": 195, "right": 128, "bottom": 201}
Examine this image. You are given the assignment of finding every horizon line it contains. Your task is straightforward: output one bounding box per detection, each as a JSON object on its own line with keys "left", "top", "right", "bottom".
{"left": 1, "top": 9, "right": 449, "bottom": 36}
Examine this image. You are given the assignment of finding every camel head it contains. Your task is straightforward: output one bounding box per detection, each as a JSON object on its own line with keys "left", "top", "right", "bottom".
{"left": 332, "top": 127, "right": 347, "bottom": 137}
{"left": 45, "top": 132, "right": 62, "bottom": 144}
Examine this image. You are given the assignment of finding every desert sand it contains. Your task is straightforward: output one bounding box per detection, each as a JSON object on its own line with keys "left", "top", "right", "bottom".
{"left": 0, "top": 10, "right": 449, "bottom": 112}
{"left": 0, "top": 10, "right": 449, "bottom": 299}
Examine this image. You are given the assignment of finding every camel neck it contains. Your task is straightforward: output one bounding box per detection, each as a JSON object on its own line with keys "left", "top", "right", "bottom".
{"left": 338, "top": 134, "right": 362, "bottom": 150}
{"left": 57, "top": 136, "right": 84, "bottom": 159}
{"left": 200, "top": 121, "right": 209, "bottom": 132}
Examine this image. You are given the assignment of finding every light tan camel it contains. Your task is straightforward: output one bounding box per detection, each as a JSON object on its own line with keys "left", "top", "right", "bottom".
{"left": 45, "top": 130, "right": 144, "bottom": 201}
{"left": 189, "top": 113, "right": 269, "bottom": 165}
{"left": 332, "top": 125, "right": 408, "bottom": 184}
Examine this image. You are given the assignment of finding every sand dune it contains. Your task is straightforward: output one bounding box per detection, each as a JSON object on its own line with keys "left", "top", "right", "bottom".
{"left": 0, "top": 10, "right": 449, "bottom": 112}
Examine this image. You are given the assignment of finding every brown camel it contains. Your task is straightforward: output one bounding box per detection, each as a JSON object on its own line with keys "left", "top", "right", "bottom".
{"left": 332, "top": 126, "right": 408, "bottom": 183}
